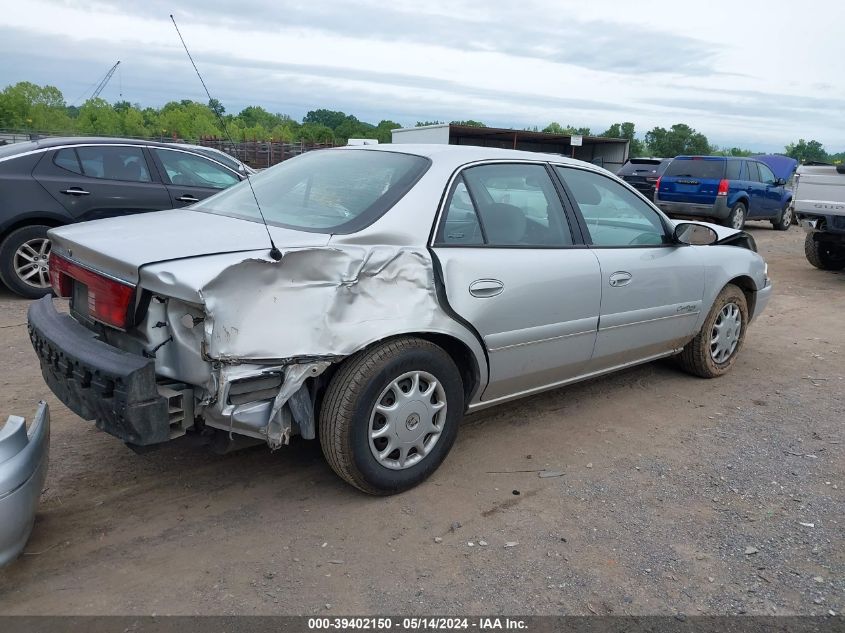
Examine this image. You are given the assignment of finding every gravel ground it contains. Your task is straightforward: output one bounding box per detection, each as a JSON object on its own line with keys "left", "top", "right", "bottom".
{"left": 0, "top": 225, "right": 842, "bottom": 616}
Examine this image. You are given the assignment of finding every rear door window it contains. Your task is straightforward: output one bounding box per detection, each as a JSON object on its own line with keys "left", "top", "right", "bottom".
{"left": 153, "top": 148, "right": 240, "bottom": 189}
{"left": 54, "top": 148, "right": 82, "bottom": 174}
{"left": 437, "top": 178, "right": 484, "bottom": 245}
{"left": 75, "top": 146, "right": 153, "bottom": 182}
{"left": 460, "top": 163, "right": 573, "bottom": 247}
{"left": 664, "top": 159, "right": 725, "bottom": 180}
{"left": 726, "top": 161, "right": 741, "bottom": 180}
{"left": 745, "top": 161, "right": 760, "bottom": 182}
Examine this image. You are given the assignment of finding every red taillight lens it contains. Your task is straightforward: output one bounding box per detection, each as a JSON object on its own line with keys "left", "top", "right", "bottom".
{"left": 48, "top": 252, "right": 73, "bottom": 297}
{"left": 48, "top": 253, "right": 135, "bottom": 329}
{"left": 655, "top": 176, "right": 662, "bottom": 190}
{"left": 717, "top": 179, "right": 729, "bottom": 196}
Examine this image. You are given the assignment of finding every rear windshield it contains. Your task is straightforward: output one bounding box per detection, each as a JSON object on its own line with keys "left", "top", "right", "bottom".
{"left": 195, "top": 149, "right": 430, "bottom": 233}
{"left": 617, "top": 159, "right": 662, "bottom": 175}
{"left": 664, "top": 158, "right": 725, "bottom": 180}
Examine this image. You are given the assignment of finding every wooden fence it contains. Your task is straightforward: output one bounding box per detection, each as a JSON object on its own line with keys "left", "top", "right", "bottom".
{"left": 196, "top": 138, "right": 336, "bottom": 169}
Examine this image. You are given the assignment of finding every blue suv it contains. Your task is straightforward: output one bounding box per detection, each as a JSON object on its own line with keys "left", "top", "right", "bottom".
{"left": 654, "top": 156, "right": 792, "bottom": 230}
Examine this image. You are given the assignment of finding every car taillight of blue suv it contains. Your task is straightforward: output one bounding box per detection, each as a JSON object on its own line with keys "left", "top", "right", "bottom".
{"left": 654, "top": 156, "right": 793, "bottom": 231}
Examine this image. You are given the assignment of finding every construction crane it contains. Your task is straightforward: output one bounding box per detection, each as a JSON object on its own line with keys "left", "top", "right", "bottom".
{"left": 90, "top": 61, "right": 120, "bottom": 100}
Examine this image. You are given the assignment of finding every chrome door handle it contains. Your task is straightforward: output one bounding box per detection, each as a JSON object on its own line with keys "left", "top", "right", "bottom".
{"left": 60, "top": 188, "right": 90, "bottom": 196}
{"left": 176, "top": 194, "right": 199, "bottom": 203}
{"left": 469, "top": 279, "right": 504, "bottom": 298}
{"left": 609, "top": 271, "right": 632, "bottom": 287}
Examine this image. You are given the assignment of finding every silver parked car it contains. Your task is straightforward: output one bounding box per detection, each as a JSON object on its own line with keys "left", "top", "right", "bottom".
{"left": 27, "top": 145, "right": 771, "bottom": 494}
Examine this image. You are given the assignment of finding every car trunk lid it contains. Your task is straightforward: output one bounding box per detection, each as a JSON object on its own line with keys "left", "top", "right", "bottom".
{"left": 48, "top": 209, "right": 331, "bottom": 284}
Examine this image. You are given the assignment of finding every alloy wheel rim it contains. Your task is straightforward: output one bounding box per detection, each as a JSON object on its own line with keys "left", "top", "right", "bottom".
{"left": 732, "top": 208, "right": 745, "bottom": 230}
{"left": 14, "top": 238, "right": 51, "bottom": 289}
{"left": 782, "top": 207, "right": 792, "bottom": 226}
{"left": 710, "top": 302, "right": 742, "bottom": 363}
{"left": 368, "top": 370, "right": 447, "bottom": 470}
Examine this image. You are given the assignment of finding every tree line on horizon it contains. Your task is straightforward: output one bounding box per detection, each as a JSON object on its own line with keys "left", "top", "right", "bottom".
{"left": 0, "top": 81, "right": 841, "bottom": 163}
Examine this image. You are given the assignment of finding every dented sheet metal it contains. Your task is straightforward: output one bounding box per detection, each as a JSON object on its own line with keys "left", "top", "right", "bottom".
{"left": 199, "top": 245, "right": 454, "bottom": 362}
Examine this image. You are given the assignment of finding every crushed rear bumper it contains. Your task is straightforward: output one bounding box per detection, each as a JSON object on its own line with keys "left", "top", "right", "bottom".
{"left": 27, "top": 296, "right": 170, "bottom": 446}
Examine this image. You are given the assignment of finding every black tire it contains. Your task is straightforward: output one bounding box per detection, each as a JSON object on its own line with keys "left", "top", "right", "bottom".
{"left": 771, "top": 204, "right": 792, "bottom": 231}
{"left": 723, "top": 202, "right": 746, "bottom": 230}
{"left": 804, "top": 233, "right": 845, "bottom": 271}
{"left": 678, "top": 284, "right": 749, "bottom": 378}
{"left": 0, "top": 225, "right": 54, "bottom": 299}
{"left": 319, "top": 337, "right": 464, "bottom": 495}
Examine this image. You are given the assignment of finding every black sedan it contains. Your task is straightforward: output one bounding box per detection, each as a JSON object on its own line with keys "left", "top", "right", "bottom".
{"left": 0, "top": 137, "right": 246, "bottom": 298}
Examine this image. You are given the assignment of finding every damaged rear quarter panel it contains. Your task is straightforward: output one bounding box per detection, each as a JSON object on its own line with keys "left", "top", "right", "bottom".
{"left": 199, "top": 245, "right": 484, "bottom": 365}
{"left": 139, "top": 243, "right": 487, "bottom": 398}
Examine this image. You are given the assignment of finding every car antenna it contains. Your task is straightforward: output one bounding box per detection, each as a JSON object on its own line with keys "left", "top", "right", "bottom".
{"left": 170, "top": 14, "right": 282, "bottom": 261}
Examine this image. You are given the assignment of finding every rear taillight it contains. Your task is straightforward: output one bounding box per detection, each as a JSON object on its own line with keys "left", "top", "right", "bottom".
{"left": 717, "top": 179, "right": 729, "bottom": 196}
{"left": 655, "top": 176, "right": 662, "bottom": 190}
{"left": 49, "top": 253, "right": 135, "bottom": 329}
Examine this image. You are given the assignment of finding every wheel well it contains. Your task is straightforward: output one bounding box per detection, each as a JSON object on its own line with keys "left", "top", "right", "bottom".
{"left": 728, "top": 275, "right": 757, "bottom": 317}
{"left": 415, "top": 332, "right": 481, "bottom": 404}
{"left": 314, "top": 333, "right": 482, "bottom": 409}
{"left": 0, "top": 217, "right": 65, "bottom": 243}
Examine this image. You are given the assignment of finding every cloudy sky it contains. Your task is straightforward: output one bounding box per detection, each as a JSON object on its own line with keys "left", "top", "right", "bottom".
{"left": 2, "top": 0, "right": 844, "bottom": 152}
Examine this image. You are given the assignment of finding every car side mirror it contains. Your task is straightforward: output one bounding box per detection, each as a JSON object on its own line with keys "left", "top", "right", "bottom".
{"left": 775, "top": 178, "right": 786, "bottom": 186}
{"left": 674, "top": 222, "right": 718, "bottom": 245}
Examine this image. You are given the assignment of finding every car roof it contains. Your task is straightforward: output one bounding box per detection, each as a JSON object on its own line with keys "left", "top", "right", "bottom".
{"left": 0, "top": 137, "right": 244, "bottom": 168}
{"left": 22, "top": 136, "right": 200, "bottom": 150}
{"left": 335, "top": 143, "right": 601, "bottom": 172}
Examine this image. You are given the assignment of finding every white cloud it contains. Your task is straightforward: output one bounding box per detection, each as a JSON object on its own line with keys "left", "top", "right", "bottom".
{"left": 1, "top": 0, "right": 843, "bottom": 151}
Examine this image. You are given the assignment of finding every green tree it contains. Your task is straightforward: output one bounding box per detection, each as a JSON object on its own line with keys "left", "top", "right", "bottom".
{"left": 0, "top": 81, "right": 71, "bottom": 131}
{"left": 415, "top": 120, "right": 444, "bottom": 127}
{"left": 303, "top": 109, "right": 349, "bottom": 130}
{"left": 784, "top": 139, "right": 828, "bottom": 163}
{"left": 644, "top": 123, "right": 711, "bottom": 157}
{"left": 450, "top": 120, "right": 486, "bottom": 127}
{"left": 75, "top": 98, "right": 122, "bottom": 135}
{"left": 601, "top": 122, "right": 644, "bottom": 156}
{"left": 711, "top": 146, "right": 754, "bottom": 157}
{"left": 542, "top": 122, "right": 591, "bottom": 136}
{"left": 374, "top": 120, "right": 402, "bottom": 143}
{"left": 208, "top": 98, "right": 225, "bottom": 118}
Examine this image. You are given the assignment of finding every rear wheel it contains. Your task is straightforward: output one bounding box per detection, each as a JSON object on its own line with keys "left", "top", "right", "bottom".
{"left": 678, "top": 284, "right": 748, "bottom": 378}
{"left": 804, "top": 233, "right": 845, "bottom": 270}
{"left": 723, "top": 202, "right": 746, "bottom": 230}
{"left": 0, "top": 225, "right": 53, "bottom": 299}
{"left": 319, "top": 337, "right": 464, "bottom": 495}
{"left": 771, "top": 204, "right": 792, "bottom": 231}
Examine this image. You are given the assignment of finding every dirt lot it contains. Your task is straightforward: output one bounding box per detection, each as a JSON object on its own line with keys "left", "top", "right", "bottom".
{"left": 0, "top": 226, "right": 842, "bottom": 616}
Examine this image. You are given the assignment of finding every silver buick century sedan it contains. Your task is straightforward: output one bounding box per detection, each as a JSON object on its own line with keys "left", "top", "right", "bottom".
{"left": 28, "top": 145, "right": 772, "bottom": 494}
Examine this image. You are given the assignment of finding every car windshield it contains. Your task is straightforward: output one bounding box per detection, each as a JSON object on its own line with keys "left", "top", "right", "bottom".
{"left": 194, "top": 149, "right": 430, "bottom": 233}
{"left": 664, "top": 159, "right": 725, "bottom": 179}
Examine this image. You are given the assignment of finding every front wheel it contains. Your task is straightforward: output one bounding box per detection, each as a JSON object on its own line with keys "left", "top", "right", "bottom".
{"left": 723, "top": 203, "right": 746, "bottom": 230}
{"left": 678, "top": 284, "right": 749, "bottom": 378}
{"left": 0, "top": 225, "right": 54, "bottom": 299}
{"left": 804, "top": 233, "right": 845, "bottom": 270}
{"left": 319, "top": 337, "right": 464, "bottom": 495}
